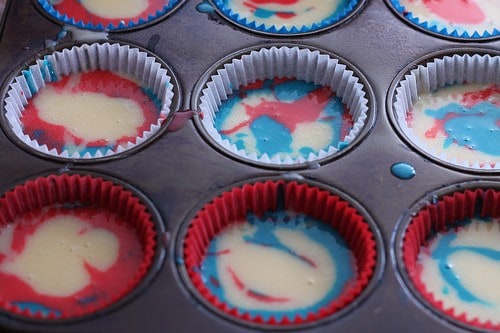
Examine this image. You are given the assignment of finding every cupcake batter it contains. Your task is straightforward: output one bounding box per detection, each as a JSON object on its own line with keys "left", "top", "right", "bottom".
{"left": 0, "top": 215, "right": 118, "bottom": 297}
{"left": 0, "top": 206, "right": 144, "bottom": 318}
{"left": 419, "top": 217, "right": 500, "bottom": 324}
{"left": 79, "top": 0, "right": 149, "bottom": 19}
{"left": 214, "top": 78, "right": 353, "bottom": 160}
{"left": 398, "top": 0, "right": 499, "bottom": 36}
{"left": 223, "top": 0, "right": 349, "bottom": 29}
{"left": 200, "top": 211, "right": 355, "bottom": 320}
{"left": 22, "top": 70, "right": 161, "bottom": 156}
{"left": 406, "top": 83, "right": 500, "bottom": 167}
{"left": 44, "top": 0, "right": 175, "bottom": 28}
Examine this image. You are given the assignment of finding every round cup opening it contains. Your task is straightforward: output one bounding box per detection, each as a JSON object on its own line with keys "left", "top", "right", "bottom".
{"left": 34, "top": 0, "right": 186, "bottom": 32}
{"left": 1, "top": 41, "right": 180, "bottom": 162}
{"left": 193, "top": 45, "right": 374, "bottom": 169}
{"left": 208, "top": 0, "right": 366, "bottom": 36}
{"left": 395, "top": 181, "right": 500, "bottom": 331}
{"left": 177, "top": 179, "right": 382, "bottom": 329}
{"left": 0, "top": 172, "right": 163, "bottom": 323}
{"left": 385, "top": 0, "right": 500, "bottom": 41}
{"left": 388, "top": 49, "right": 500, "bottom": 173}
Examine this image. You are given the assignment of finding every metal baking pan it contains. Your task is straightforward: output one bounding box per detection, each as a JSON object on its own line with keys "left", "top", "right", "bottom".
{"left": 0, "top": 0, "right": 498, "bottom": 332}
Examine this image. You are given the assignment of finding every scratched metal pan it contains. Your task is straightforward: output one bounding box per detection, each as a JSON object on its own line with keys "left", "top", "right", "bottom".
{"left": 0, "top": 0, "right": 499, "bottom": 332}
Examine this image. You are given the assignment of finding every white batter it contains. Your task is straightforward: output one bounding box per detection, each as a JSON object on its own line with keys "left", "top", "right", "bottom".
{"left": 33, "top": 73, "right": 145, "bottom": 143}
{"left": 80, "top": 0, "right": 149, "bottom": 19}
{"left": 0, "top": 216, "right": 119, "bottom": 297}
{"left": 214, "top": 223, "right": 336, "bottom": 311}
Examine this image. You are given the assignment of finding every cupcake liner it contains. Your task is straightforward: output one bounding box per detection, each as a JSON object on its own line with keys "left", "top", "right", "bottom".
{"left": 211, "top": 0, "right": 362, "bottom": 35}
{"left": 391, "top": 52, "right": 500, "bottom": 171}
{"left": 400, "top": 185, "right": 500, "bottom": 331}
{"left": 3, "top": 42, "right": 176, "bottom": 160}
{"left": 0, "top": 173, "right": 157, "bottom": 320}
{"left": 180, "top": 180, "right": 378, "bottom": 327}
{"left": 196, "top": 45, "right": 371, "bottom": 167}
{"left": 388, "top": 0, "right": 500, "bottom": 40}
{"left": 37, "top": 0, "right": 183, "bottom": 31}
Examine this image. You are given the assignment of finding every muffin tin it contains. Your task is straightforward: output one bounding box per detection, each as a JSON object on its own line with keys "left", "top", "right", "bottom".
{"left": 0, "top": 0, "right": 498, "bottom": 332}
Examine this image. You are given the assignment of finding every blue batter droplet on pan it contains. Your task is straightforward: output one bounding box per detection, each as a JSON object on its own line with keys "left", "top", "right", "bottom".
{"left": 390, "top": 162, "right": 416, "bottom": 180}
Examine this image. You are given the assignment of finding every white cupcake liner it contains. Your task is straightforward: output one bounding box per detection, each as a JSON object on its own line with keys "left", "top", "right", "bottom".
{"left": 3, "top": 42, "right": 175, "bottom": 160}
{"left": 197, "top": 46, "right": 370, "bottom": 167}
{"left": 392, "top": 52, "right": 500, "bottom": 171}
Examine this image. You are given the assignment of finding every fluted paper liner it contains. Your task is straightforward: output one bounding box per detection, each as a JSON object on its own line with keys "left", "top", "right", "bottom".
{"left": 182, "top": 180, "right": 377, "bottom": 326}
{"left": 391, "top": 53, "right": 500, "bottom": 171}
{"left": 401, "top": 187, "right": 500, "bottom": 330}
{"left": 3, "top": 42, "right": 175, "bottom": 160}
{"left": 389, "top": 0, "right": 500, "bottom": 40}
{"left": 37, "top": 0, "right": 183, "bottom": 31}
{"left": 198, "top": 46, "right": 370, "bottom": 166}
{"left": 212, "top": 0, "right": 361, "bottom": 35}
{"left": 0, "top": 173, "right": 157, "bottom": 320}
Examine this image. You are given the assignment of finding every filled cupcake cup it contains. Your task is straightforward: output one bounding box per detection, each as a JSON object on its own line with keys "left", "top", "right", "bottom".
{"left": 194, "top": 45, "right": 372, "bottom": 168}
{"left": 390, "top": 51, "right": 500, "bottom": 172}
{"left": 397, "top": 182, "right": 500, "bottom": 331}
{"left": 0, "top": 173, "right": 158, "bottom": 321}
{"left": 210, "top": 0, "right": 363, "bottom": 36}
{"left": 178, "top": 179, "right": 380, "bottom": 328}
{"left": 36, "top": 0, "right": 184, "bottom": 31}
{"left": 387, "top": 0, "right": 500, "bottom": 41}
{"left": 2, "top": 42, "right": 177, "bottom": 161}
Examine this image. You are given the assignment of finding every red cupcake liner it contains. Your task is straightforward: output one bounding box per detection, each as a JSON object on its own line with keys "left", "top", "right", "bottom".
{"left": 0, "top": 173, "right": 157, "bottom": 320}
{"left": 402, "top": 187, "right": 500, "bottom": 331}
{"left": 182, "top": 180, "right": 378, "bottom": 327}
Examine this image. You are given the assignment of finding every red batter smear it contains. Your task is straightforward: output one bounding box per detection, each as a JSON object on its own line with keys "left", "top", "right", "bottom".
{"left": 422, "top": 0, "right": 485, "bottom": 24}
{"left": 0, "top": 205, "right": 144, "bottom": 318}
{"left": 227, "top": 267, "right": 290, "bottom": 303}
{"left": 22, "top": 70, "right": 161, "bottom": 153}
{"left": 221, "top": 86, "right": 336, "bottom": 135}
{"left": 243, "top": 0, "right": 298, "bottom": 18}
{"left": 52, "top": 0, "right": 171, "bottom": 28}
{"left": 248, "top": 0, "right": 299, "bottom": 4}
{"left": 424, "top": 112, "right": 457, "bottom": 138}
{"left": 462, "top": 85, "right": 500, "bottom": 108}
{"left": 296, "top": 254, "right": 317, "bottom": 268}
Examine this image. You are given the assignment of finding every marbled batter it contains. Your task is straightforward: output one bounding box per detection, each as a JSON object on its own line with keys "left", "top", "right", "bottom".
{"left": 21, "top": 70, "right": 162, "bottom": 156}
{"left": 398, "top": 0, "right": 499, "bottom": 36}
{"left": 419, "top": 217, "right": 500, "bottom": 324}
{"left": 406, "top": 83, "right": 499, "bottom": 167}
{"left": 0, "top": 205, "right": 144, "bottom": 318}
{"left": 221, "top": 0, "right": 350, "bottom": 30}
{"left": 43, "top": 0, "right": 174, "bottom": 28}
{"left": 200, "top": 210, "right": 356, "bottom": 320}
{"left": 215, "top": 78, "right": 353, "bottom": 160}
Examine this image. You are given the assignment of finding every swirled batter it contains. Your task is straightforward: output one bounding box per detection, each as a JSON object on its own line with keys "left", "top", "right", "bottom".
{"left": 200, "top": 210, "right": 356, "bottom": 320}
{"left": 419, "top": 217, "right": 500, "bottom": 324}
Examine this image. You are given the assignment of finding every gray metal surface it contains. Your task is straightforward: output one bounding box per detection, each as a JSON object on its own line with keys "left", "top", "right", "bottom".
{"left": 0, "top": 0, "right": 499, "bottom": 332}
